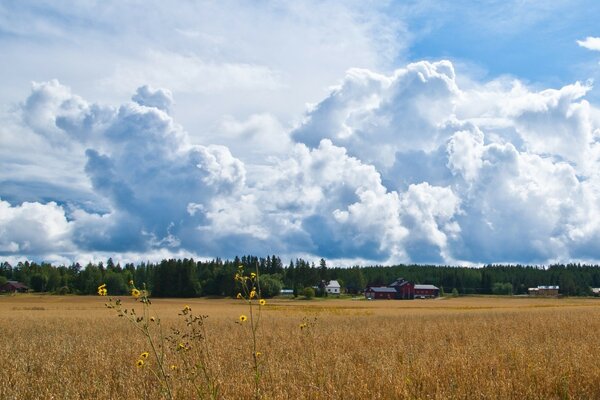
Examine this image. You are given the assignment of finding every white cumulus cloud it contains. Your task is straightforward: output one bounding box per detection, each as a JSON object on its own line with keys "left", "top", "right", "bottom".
{"left": 577, "top": 37, "right": 600, "bottom": 52}
{"left": 4, "top": 58, "right": 600, "bottom": 265}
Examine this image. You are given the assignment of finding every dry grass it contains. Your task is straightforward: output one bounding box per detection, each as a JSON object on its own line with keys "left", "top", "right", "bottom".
{"left": 1, "top": 295, "right": 600, "bottom": 399}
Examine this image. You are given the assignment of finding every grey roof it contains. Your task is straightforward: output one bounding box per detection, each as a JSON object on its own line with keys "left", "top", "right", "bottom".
{"left": 414, "top": 284, "right": 439, "bottom": 290}
{"left": 367, "top": 287, "right": 397, "bottom": 293}
{"left": 389, "top": 278, "right": 409, "bottom": 287}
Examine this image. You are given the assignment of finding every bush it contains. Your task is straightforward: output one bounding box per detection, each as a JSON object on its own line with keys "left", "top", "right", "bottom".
{"left": 302, "top": 287, "right": 315, "bottom": 299}
{"left": 258, "top": 274, "right": 283, "bottom": 298}
{"left": 492, "top": 282, "right": 513, "bottom": 295}
{"left": 56, "top": 286, "right": 71, "bottom": 295}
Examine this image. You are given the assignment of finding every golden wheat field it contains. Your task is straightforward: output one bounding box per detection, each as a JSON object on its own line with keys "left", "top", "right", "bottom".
{"left": 2, "top": 294, "right": 600, "bottom": 399}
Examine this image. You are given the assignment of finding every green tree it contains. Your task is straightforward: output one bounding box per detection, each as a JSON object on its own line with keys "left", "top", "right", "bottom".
{"left": 30, "top": 273, "right": 48, "bottom": 292}
{"left": 303, "top": 287, "right": 315, "bottom": 299}
{"left": 258, "top": 274, "right": 283, "bottom": 298}
{"left": 492, "top": 282, "right": 513, "bottom": 295}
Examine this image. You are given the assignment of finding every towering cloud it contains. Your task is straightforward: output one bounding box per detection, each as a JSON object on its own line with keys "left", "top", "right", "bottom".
{"left": 2, "top": 59, "right": 600, "bottom": 264}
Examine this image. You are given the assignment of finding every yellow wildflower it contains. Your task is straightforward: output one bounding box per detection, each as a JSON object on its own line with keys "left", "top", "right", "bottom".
{"left": 255, "top": 351, "right": 262, "bottom": 358}
{"left": 129, "top": 280, "right": 134, "bottom": 286}
{"left": 183, "top": 305, "right": 191, "bottom": 313}
{"left": 140, "top": 352, "right": 149, "bottom": 359}
{"left": 250, "top": 272, "right": 256, "bottom": 279}
{"left": 250, "top": 290, "right": 257, "bottom": 299}
{"left": 238, "top": 265, "right": 244, "bottom": 270}
{"left": 259, "top": 299, "right": 266, "bottom": 306}
{"left": 170, "top": 364, "right": 178, "bottom": 371}
{"left": 131, "top": 288, "right": 141, "bottom": 298}
{"left": 239, "top": 315, "right": 248, "bottom": 322}
{"left": 177, "top": 343, "right": 185, "bottom": 351}
{"left": 97, "top": 284, "right": 107, "bottom": 296}
{"left": 136, "top": 359, "right": 144, "bottom": 368}
{"left": 236, "top": 293, "right": 242, "bottom": 299}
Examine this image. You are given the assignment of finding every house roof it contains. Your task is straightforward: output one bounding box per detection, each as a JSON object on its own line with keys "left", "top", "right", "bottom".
{"left": 366, "top": 287, "right": 397, "bottom": 293}
{"left": 414, "top": 284, "right": 439, "bottom": 290}
{"left": 326, "top": 280, "right": 340, "bottom": 288}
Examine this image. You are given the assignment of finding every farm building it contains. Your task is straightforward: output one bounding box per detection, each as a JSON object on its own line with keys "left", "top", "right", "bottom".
{"left": 365, "top": 286, "right": 398, "bottom": 300}
{"left": 325, "top": 280, "right": 341, "bottom": 295}
{"left": 414, "top": 284, "right": 440, "bottom": 299}
{"left": 389, "top": 278, "right": 415, "bottom": 299}
{"left": 365, "top": 278, "right": 440, "bottom": 300}
{"left": 528, "top": 286, "right": 559, "bottom": 297}
{"left": 0, "top": 280, "right": 29, "bottom": 293}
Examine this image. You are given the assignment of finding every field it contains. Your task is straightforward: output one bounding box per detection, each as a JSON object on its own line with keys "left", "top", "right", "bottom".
{"left": 2, "top": 295, "right": 600, "bottom": 399}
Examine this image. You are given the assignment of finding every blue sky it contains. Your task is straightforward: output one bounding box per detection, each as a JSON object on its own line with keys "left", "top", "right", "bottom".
{"left": 2, "top": 1, "right": 600, "bottom": 266}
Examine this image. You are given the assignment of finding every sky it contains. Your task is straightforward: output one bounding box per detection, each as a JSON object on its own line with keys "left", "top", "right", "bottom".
{"left": 2, "top": 1, "right": 600, "bottom": 266}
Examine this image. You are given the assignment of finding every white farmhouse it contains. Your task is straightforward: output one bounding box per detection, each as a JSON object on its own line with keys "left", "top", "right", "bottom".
{"left": 325, "top": 280, "right": 341, "bottom": 295}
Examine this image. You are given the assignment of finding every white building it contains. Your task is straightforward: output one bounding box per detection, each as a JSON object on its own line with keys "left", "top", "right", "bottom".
{"left": 325, "top": 280, "right": 341, "bottom": 294}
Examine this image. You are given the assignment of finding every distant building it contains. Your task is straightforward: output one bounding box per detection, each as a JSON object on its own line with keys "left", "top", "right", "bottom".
{"left": 325, "top": 280, "right": 341, "bottom": 295}
{"left": 365, "top": 286, "right": 398, "bottom": 300}
{"left": 365, "top": 278, "right": 439, "bottom": 300}
{"left": 414, "top": 284, "right": 440, "bottom": 299}
{"left": 280, "top": 289, "right": 294, "bottom": 296}
{"left": 388, "top": 278, "right": 415, "bottom": 299}
{"left": 528, "top": 286, "right": 559, "bottom": 297}
{"left": 0, "top": 280, "right": 29, "bottom": 293}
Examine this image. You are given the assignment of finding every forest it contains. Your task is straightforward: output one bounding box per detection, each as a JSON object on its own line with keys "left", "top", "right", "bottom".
{"left": 2, "top": 256, "right": 600, "bottom": 297}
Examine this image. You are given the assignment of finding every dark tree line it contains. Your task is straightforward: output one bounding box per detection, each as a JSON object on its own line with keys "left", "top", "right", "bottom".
{"left": 2, "top": 257, "right": 600, "bottom": 297}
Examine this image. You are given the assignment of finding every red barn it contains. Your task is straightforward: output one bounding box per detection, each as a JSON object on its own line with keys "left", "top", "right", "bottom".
{"left": 414, "top": 284, "right": 439, "bottom": 298}
{"left": 389, "top": 278, "right": 414, "bottom": 299}
{"left": 365, "top": 278, "right": 415, "bottom": 300}
{"left": 0, "top": 280, "right": 29, "bottom": 293}
{"left": 365, "top": 287, "right": 397, "bottom": 300}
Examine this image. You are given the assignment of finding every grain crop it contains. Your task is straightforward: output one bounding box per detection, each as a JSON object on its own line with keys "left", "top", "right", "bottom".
{"left": 1, "top": 294, "right": 600, "bottom": 399}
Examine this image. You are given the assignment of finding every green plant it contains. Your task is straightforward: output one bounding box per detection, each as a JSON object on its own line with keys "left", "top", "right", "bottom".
{"left": 101, "top": 282, "right": 219, "bottom": 399}
{"left": 302, "top": 287, "right": 315, "bottom": 299}
{"left": 234, "top": 265, "right": 265, "bottom": 400}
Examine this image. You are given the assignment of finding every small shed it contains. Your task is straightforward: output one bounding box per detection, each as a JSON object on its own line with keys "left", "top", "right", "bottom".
{"left": 325, "top": 280, "right": 341, "bottom": 295}
{"left": 414, "top": 284, "right": 440, "bottom": 298}
{"left": 0, "top": 280, "right": 29, "bottom": 293}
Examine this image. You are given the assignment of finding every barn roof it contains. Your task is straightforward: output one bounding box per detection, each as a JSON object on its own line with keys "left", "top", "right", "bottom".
{"left": 414, "top": 284, "right": 439, "bottom": 290}
{"left": 1, "top": 281, "right": 28, "bottom": 290}
{"left": 389, "top": 278, "right": 410, "bottom": 287}
{"left": 7, "top": 281, "right": 28, "bottom": 289}
{"left": 366, "top": 287, "right": 397, "bottom": 293}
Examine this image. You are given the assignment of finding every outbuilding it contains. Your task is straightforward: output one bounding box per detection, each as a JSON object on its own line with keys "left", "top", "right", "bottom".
{"left": 414, "top": 284, "right": 439, "bottom": 298}
{"left": 528, "top": 285, "right": 559, "bottom": 297}
{"left": 365, "top": 286, "right": 398, "bottom": 300}
{"left": 0, "top": 280, "right": 29, "bottom": 293}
